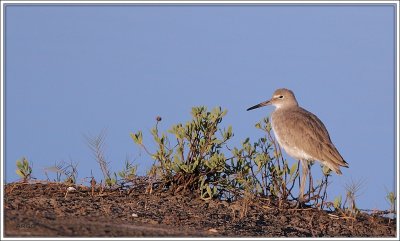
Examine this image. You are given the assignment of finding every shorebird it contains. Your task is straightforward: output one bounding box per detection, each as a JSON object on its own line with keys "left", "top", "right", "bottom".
{"left": 247, "top": 88, "right": 348, "bottom": 203}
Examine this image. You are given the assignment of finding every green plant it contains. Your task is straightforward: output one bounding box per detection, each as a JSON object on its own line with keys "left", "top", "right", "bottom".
{"left": 132, "top": 107, "right": 234, "bottom": 199}
{"left": 117, "top": 157, "right": 138, "bottom": 184}
{"left": 333, "top": 195, "right": 343, "bottom": 210}
{"left": 16, "top": 157, "right": 32, "bottom": 183}
{"left": 105, "top": 173, "right": 118, "bottom": 187}
{"left": 385, "top": 190, "right": 396, "bottom": 213}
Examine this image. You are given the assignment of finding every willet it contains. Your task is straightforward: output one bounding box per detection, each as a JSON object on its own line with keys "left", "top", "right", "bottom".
{"left": 247, "top": 88, "right": 348, "bottom": 203}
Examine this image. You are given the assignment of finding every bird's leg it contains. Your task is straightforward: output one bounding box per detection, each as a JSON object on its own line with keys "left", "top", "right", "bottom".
{"left": 298, "top": 159, "right": 309, "bottom": 206}
{"left": 307, "top": 162, "right": 313, "bottom": 202}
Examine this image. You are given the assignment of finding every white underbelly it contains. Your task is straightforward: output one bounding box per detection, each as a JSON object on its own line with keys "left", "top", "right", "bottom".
{"left": 271, "top": 116, "right": 314, "bottom": 161}
{"left": 280, "top": 143, "right": 314, "bottom": 161}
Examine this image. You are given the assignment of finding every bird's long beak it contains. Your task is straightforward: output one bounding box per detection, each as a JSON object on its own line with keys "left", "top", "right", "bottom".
{"left": 246, "top": 100, "right": 271, "bottom": 111}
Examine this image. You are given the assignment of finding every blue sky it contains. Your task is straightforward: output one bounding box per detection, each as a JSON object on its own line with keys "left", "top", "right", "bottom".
{"left": 2, "top": 3, "right": 397, "bottom": 210}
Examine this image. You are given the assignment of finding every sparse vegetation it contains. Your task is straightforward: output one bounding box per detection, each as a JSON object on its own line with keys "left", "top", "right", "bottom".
{"left": 117, "top": 157, "right": 138, "bottom": 187}
{"left": 44, "top": 160, "right": 78, "bottom": 184}
{"left": 85, "top": 130, "right": 116, "bottom": 188}
{"left": 386, "top": 191, "right": 396, "bottom": 212}
{"left": 85, "top": 130, "right": 140, "bottom": 190}
{"left": 9, "top": 106, "right": 396, "bottom": 237}
{"left": 343, "top": 178, "right": 365, "bottom": 217}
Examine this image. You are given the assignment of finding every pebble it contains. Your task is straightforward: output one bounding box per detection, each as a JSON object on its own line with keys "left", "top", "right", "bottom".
{"left": 67, "top": 187, "right": 76, "bottom": 192}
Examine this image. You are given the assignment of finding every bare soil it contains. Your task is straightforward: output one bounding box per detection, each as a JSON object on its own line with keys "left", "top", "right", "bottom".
{"left": 3, "top": 180, "right": 396, "bottom": 238}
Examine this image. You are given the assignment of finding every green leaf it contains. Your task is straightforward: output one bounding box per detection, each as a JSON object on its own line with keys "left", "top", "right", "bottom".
{"left": 333, "top": 195, "right": 342, "bottom": 209}
{"left": 206, "top": 185, "right": 212, "bottom": 197}
{"left": 290, "top": 162, "right": 298, "bottom": 175}
{"left": 16, "top": 169, "right": 24, "bottom": 178}
{"left": 200, "top": 176, "right": 207, "bottom": 189}
{"left": 213, "top": 186, "right": 217, "bottom": 195}
{"left": 321, "top": 165, "right": 332, "bottom": 176}
{"left": 16, "top": 160, "right": 23, "bottom": 169}
{"left": 130, "top": 131, "right": 143, "bottom": 145}
{"left": 386, "top": 192, "right": 396, "bottom": 204}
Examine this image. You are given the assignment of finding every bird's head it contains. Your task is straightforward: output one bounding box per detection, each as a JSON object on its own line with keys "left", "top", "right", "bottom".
{"left": 247, "top": 88, "right": 298, "bottom": 111}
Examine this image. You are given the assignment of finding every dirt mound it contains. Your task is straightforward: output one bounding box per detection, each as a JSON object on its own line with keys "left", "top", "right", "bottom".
{"left": 3, "top": 181, "right": 396, "bottom": 237}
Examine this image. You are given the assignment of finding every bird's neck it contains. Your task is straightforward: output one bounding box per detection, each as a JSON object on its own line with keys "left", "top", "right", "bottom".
{"left": 275, "top": 103, "right": 299, "bottom": 110}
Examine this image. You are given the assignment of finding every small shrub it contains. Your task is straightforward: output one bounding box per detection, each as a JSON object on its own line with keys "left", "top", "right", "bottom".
{"left": 385, "top": 191, "right": 396, "bottom": 213}
{"left": 333, "top": 195, "right": 343, "bottom": 210}
{"left": 16, "top": 157, "right": 32, "bottom": 183}
{"left": 132, "top": 107, "right": 234, "bottom": 199}
{"left": 118, "top": 158, "right": 138, "bottom": 182}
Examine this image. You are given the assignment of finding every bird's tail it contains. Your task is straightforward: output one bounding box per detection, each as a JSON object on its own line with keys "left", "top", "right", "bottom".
{"left": 323, "top": 143, "right": 349, "bottom": 174}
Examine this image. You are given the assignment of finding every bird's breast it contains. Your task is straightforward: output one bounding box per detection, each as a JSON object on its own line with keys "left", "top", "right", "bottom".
{"left": 271, "top": 111, "right": 315, "bottom": 161}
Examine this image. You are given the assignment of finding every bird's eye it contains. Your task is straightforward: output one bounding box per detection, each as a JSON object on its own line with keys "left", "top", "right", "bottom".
{"left": 279, "top": 95, "right": 284, "bottom": 99}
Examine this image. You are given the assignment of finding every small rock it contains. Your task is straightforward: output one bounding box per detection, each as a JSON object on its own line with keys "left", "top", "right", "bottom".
{"left": 67, "top": 187, "right": 76, "bottom": 192}
{"left": 208, "top": 228, "right": 218, "bottom": 233}
{"left": 131, "top": 213, "right": 139, "bottom": 218}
